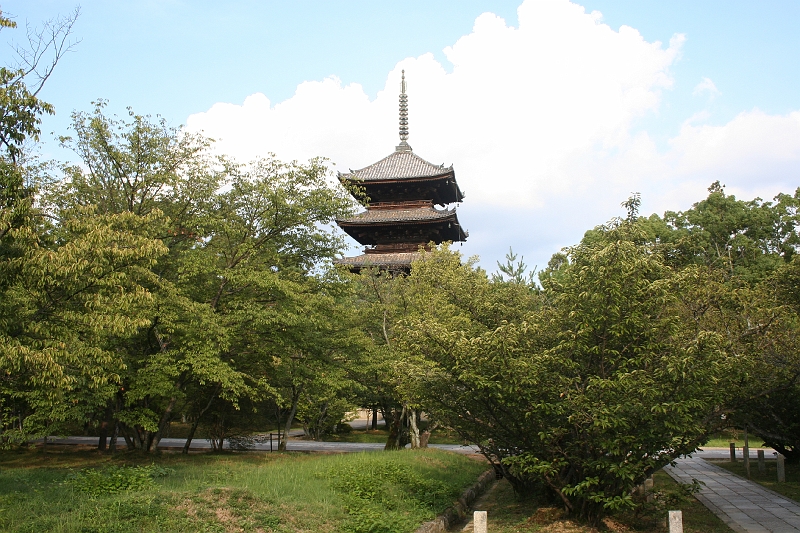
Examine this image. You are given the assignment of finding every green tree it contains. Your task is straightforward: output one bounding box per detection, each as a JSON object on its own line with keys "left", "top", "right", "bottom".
{"left": 730, "top": 255, "right": 800, "bottom": 462}
{"left": 638, "top": 182, "right": 800, "bottom": 281}
{"left": 630, "top": 184, "right": 800, "bottom": 462}
{"left": 396, "top": 228, "right": 736, "bottom": 523}
{"left": 51, "top": 103, "right": 358, "bottom": 451}
{"left": 0, "top": 9, "right": 165, "bottom": 444}
{"left": 491, "top": 247, "right": 538, "bottom": 286}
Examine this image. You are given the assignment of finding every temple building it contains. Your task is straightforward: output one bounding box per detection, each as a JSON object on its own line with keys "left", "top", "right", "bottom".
{"left": 336, "top": 71, "right": 468, "bottom": 273}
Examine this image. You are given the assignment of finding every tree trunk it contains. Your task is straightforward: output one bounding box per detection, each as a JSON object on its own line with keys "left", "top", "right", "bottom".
{"left": 109, "top": 421, "right": 119, "bottom": 452}
{"left": 121, "top": 425, "right": 135, "bottom": 450}
{"left": 183, "top": 418, "right": 200, "bottom": 454}
{"left": 408, "top": 409, "right": 420, "bottom": 449}
{"left": 385, "top": 405, "right": 407, "bottom": 450}
{"left": 371, "top": 407, "right": 378, "bottom": 430}
{"left": 130, "top": 425, "right": 144, "bottom": 450}
{"left": 98, "top": 421, "right": 108, "bottom": 451}
{"left": 183, "top": 388, "right": 219, "bottom": 454}
{"left": 150, "top": 395, "right": 178, "bottom": 451}
{"left": 279, "top": 386, "right": 301, "bottom": 451}
{"left": 98, "top": 405, "right": 113, "bottom": 451}
{"left": 380, "top": 402, "right": 394, "bottom": 429}
{"left": 419, "top": 420, "right": 438, "bottom": 448}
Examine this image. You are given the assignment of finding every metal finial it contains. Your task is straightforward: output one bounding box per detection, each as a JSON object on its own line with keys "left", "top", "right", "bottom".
{"left": 396, "top": 69, "right": 411, "bottom": 152}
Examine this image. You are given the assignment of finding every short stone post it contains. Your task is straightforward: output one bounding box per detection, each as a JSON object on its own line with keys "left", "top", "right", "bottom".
{"left": 474, "top": 511, "right": 487, "bottom": 533}
{"left": 644, "top": 476, "right": 654, "bottom": 502}
{"left": 777, "top": 454, "right": 786, "bottom": 483}
{"left": 668, "top": 510, "right": 683, "bottom": 533}
{"left": 730, "top": 442, "right": 736, "bottom": 462}
{"left": 757, "top": 449, "right": 765, "bottom": 475}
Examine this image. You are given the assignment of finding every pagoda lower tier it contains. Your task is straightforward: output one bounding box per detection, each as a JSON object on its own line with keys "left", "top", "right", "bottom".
{"left": 335, "top": 200, "right": 468, "bottom": 273}
{"left": 335, "top": 250, "right": 425, "bottom": 273}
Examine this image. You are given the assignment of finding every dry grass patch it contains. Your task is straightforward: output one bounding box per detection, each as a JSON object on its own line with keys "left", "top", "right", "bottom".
{"left": 174, "top": 487, "right": 281, "bottom": 532}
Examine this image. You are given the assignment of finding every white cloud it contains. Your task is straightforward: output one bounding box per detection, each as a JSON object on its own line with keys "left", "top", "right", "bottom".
{"left": 185, "top": 0, "right": 800, "bottom": 270}
{"left": 669, "top": 109, "right": 800, "bottom": 196}
{"left": 693, "top": 77, "right": 721, "bottom": 98}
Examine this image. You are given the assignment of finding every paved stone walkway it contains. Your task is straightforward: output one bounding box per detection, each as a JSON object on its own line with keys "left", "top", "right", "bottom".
{"left": 665, "top": 455, "right": 800, "bottom": 533}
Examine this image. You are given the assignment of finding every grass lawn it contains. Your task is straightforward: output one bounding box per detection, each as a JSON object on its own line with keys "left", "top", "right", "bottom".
{"left": 471, "top": 470, "right": 732, "bottom": 532}
{"left": 709, "top": 458, "right": 800, "bottom": 504}
{"left": 0, "top": 447, "right": 488, "bottom": 533}
{"left": 701, "top": 435, "right": 765, "bottom": 449}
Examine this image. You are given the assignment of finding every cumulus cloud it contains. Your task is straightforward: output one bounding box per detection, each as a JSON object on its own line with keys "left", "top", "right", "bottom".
{"left": 185, "top": 0, "right": 800, "bottom": 270}
{"left": 669, "top": 110, "right": 800, "bottom": 198}
{"left": 693, "top": 77, "right": 721, "bottom": 98}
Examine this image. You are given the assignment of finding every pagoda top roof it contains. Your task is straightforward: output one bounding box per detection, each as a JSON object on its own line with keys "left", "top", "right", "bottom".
{"left": 340, "top": 149, "right": 453, "bottom": 183}
{"left": 337, "top": 204, "right": 457, "bottom": 225}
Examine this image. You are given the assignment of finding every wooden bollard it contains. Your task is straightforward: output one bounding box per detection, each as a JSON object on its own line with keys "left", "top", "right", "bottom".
{"left": 474, "top": 511, "right": 487, "bottom": 533}
{"left": 757, "top": 449, "right": 765, "bottom": 475}
{"left": 777, "top": 454, "right": 786, "bottom": 483}
{"left": 730, "top": 442, "right": 736, "bottom": 462}
{"left": 668, "top": 510, "right": 683, "bottom": 533}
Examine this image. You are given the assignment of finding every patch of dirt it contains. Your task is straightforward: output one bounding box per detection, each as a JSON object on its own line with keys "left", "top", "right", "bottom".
{"left": 536, "top": 521, "right": 599, "bottom": 533}
{"left": 600, "top": 517, "right": 635, "bottom": 532}
{"left": 175, "top": 498, "right": 198, "bottom": 518}
{"left": 215, "top": 506, "right": 237, "bottom": 526}
{"left": 527, "top": 507, "right": 566, "bottom": 524}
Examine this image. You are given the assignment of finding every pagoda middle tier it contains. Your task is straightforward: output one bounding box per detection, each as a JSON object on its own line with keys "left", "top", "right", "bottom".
{"left": 337, "top": 199, "right": 467, "bottom": 246}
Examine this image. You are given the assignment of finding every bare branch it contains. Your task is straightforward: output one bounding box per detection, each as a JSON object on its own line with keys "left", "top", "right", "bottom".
{"left": 8, "top": 6, "right": 81, "bottom": 96}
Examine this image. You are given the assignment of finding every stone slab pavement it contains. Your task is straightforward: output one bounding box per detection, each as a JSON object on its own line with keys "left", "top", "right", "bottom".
{"left": 665, "top": 454, "right": 800, "bottom": 533}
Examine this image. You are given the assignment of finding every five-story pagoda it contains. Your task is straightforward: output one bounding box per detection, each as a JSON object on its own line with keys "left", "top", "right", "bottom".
{"left": 336, "top": 71, "right": 468, "bottom": 273}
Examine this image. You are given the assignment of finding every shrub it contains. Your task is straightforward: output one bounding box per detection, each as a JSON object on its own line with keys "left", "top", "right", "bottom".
{"left": 66, "top": 464, "right": 171, "bottom": 496}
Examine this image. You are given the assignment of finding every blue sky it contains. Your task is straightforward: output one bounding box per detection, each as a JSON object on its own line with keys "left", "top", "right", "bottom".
{"left": 5, "top": 1, "right": 800, "bottom": 273}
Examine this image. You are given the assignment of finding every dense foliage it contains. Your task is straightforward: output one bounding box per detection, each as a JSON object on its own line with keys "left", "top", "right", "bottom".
{"left": 0, "top": 15, "right": 367, "bottom": 447}
{"left": 382, "top": 185, "right": 800, "bottom": 523}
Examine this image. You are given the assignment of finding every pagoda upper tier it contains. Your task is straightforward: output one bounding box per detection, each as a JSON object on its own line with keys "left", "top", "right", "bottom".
{"left": 338, "top": 149, "right": 464, "bottom": 206}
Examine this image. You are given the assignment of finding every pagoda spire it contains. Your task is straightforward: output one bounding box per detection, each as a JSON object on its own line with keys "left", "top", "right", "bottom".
{"left": 396, "top": 70, "right": 411, "bottom": 152}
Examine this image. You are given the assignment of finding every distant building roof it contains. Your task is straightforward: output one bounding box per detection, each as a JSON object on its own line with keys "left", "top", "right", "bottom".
{"left": 340, "top": 150, "right": 453, "bottom": 182}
